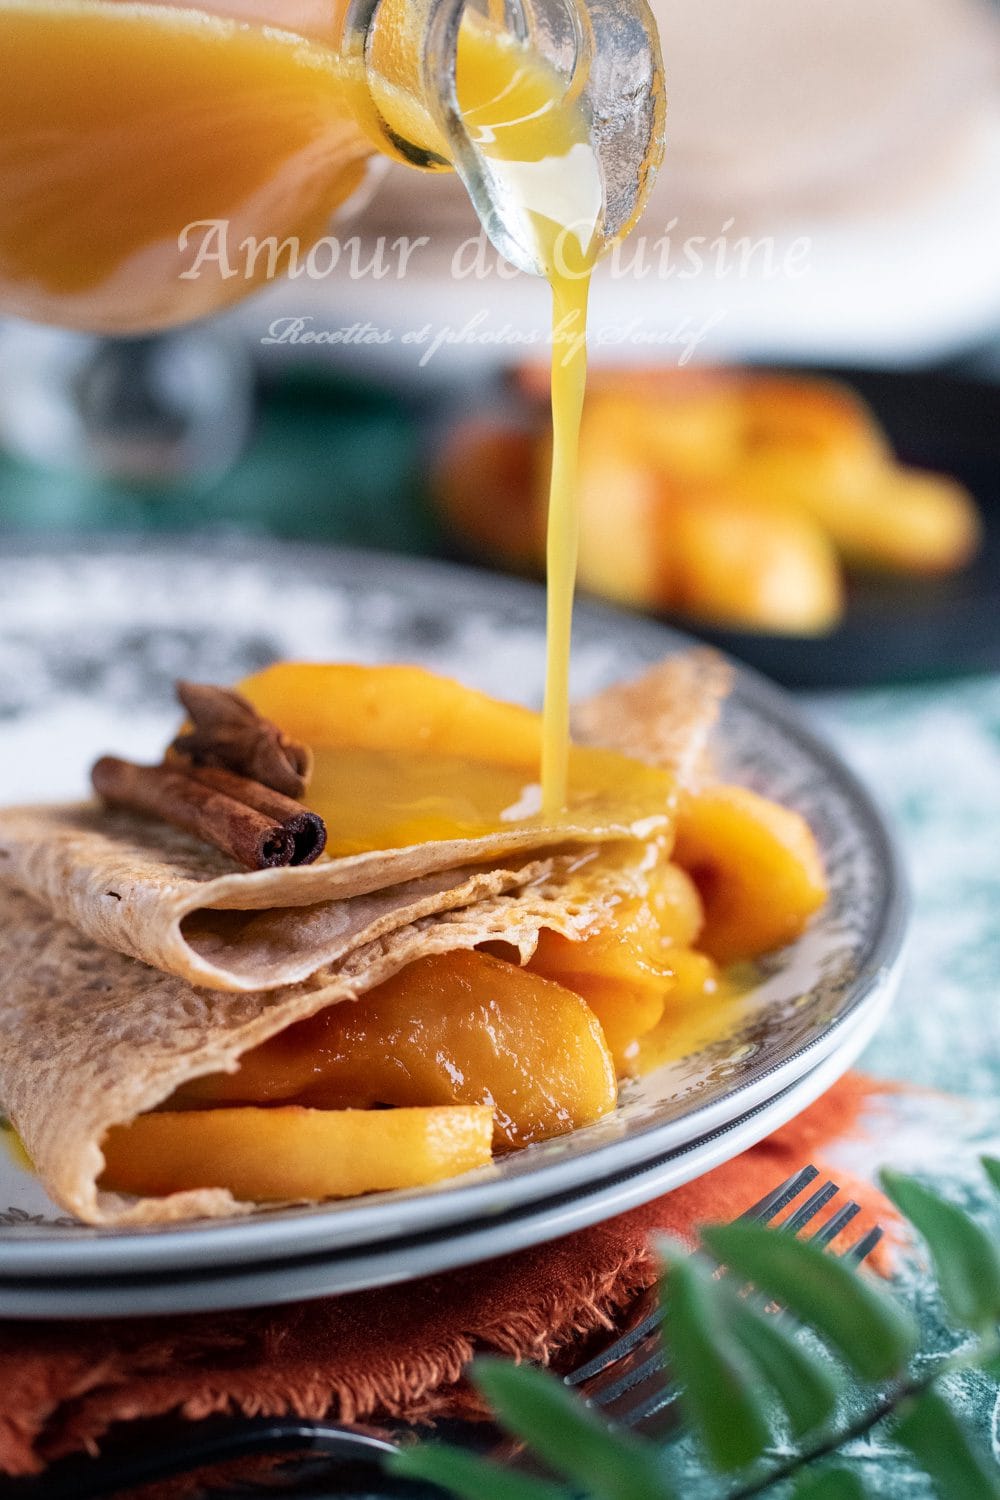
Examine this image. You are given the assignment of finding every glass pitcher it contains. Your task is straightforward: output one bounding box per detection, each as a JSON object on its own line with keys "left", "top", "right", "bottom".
{"left": 0, "top": 0, "right": 664, "bottom": 334}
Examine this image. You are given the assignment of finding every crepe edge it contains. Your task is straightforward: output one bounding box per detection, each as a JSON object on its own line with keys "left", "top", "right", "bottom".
{"left": 0, "top": 809, "right": 665, "bottom": 992}
{"left": 574, "top": 647, "right": 733, "bottom": 785}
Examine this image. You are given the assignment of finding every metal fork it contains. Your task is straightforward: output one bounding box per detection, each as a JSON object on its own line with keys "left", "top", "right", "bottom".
{"left": 14, "top": 1166, "right": 882, "bottom": 1499}
{"left": 560, "top": 1162, "right": 883, "bottom": 1442}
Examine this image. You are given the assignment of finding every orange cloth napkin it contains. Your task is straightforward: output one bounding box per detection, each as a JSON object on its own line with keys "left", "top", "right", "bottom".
{"left": 0, "top": 1073, "right": 891, "bottom": 1479}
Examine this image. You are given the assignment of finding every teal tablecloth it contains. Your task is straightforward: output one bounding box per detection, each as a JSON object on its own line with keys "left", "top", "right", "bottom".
{"left": 0, "top": 373, "right": 440, "bottom": 553}
{"left": 659, "top": 677, "right": 1000, "bottom": 1497}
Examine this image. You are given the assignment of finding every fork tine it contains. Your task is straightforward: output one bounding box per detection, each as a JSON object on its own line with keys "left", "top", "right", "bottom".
{"left": 567, "top": 1166, "right": 825, "bottom": 1390}
{"left": 738, "top": 1164, "right": 820, "bottom": 1225}
{"left": 576, "top": 1338, "right": 672, "bottom": 1413}
{"left": 564, "top": 1290, "right": 661, "bottom": 1387}
{"left": 594, "top": 1366, "right": 684, "bottom": 1442}
{"left": 783, "top": 1180, "right": 840, "bottom": 1233}
{"left": 810, "top": 1200, "right": 861, "bottom": 1247}
{"left": 566, "top": 1168, "right": 885, "bottom": 1447}
{"left": 577, "top": 1181, "right": 852, "bottom": 1420}
{"left": 844, "top": 1224, "right": 884, "bottom": 1265}
{"left": 566, "top": 1166, "right": 822, "bottom": 1389}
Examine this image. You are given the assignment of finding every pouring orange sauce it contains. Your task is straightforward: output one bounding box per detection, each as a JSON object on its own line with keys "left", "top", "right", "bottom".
{"left": 0, "top": 0, "right": 594, "bottom": 816}
{"left": 452, "top": 21, "right": 600, "bottom": 815}
{"left": 0, "top": 2, "right": 372, "bottom": 330}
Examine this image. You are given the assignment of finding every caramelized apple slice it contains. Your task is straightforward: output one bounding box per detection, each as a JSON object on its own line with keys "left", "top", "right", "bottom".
{"left": 235, "top": 662, "right": 675, "bottom": 856}
{"left": 238, "top": 663, "right": 544, "bottom": 768}
{"left": 572, "top": 402, "right": 665, "bottom": 607}
{"left": 558, "top": 393, "right": 844, "bottom": 631}
{"left": 647, "top": 860, "right": 705, "bottom": 948}
{"left": 739, "top": 374, "right": 892, "bottom": 471}
{"left": 515, "top": 367, "right": 747, "bottom": 481}
{"left": 528, "top": 873, "right": 700, "bottom": 1072}
{"left": 530, "top": 904, "right": 670, "bottom": 1071}
{"left": 737, "top": 455, "right": 981, "bottom": 577}
{"left": 179, "top": 951, "right": 617, "bottom": 1151}
{"left": 673, "top": 786, "right": 827, "bottom": 963}
{"left": 667, "top": 947, "right": 721, "bottom": 1001}
{"left": 100, "top": 1105, "right": 494, "bottom": 1201}
{"left": 635, "top": 949, "right": 745, "bottom": 1074}
{"left": 848, "top": 468, "right": 981, "bottom": 575}
{"left": 557, "top": 975, "right": 666, "bottom": 1074}
{"left": 530, "top": 898, "right": 673, "bottom": 990}
{"left": 669, "top": 494, "right": 844, "bottom": 636}
{"left": 527, "top": 876, "right": 692, "bottom": 1080}
{"left": 527, "top": 856, "right": 701, "bottom": 985}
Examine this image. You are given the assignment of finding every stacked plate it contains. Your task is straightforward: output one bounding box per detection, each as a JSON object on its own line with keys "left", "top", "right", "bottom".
{"left": 0, "top": 541, "right": 908, "bottom": 1317}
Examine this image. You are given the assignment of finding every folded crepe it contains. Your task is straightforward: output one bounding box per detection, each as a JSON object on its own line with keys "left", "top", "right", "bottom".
{"left": 0, "top": 809, "right": 646, "bottom": 992}
{"left": 0, "top": 652, "right": 730, "bottom": 991}
{"left": 0, "top": 653, "right": 731, "bottom": 1225}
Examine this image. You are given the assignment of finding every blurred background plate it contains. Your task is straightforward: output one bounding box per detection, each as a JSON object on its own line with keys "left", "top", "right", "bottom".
{"left": 1, "top": 354, "right": 995, "bottom": 687}
{"left": 2, "top": 363, "right": 997, "bottom": 690}
{"left": 677, "top": 367, "right": 1000, "bottom": 688}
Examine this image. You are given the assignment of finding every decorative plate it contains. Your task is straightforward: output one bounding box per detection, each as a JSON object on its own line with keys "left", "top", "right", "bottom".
{"left": 0, "top": 539, "right": 908, "bottom": 1309}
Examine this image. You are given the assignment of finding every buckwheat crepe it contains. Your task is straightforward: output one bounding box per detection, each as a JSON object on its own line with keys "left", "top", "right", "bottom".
{"left": 0, "top": 653, "right": 731, "bottom": 991}
{"left": 0, "top": 808, "right": 663, "bottom": 993}
{"left": 0, "top": 653, "right": 731, "bottom": 1225}
{"left": 0, "top": 852, "right": 636, "bottom": 1224}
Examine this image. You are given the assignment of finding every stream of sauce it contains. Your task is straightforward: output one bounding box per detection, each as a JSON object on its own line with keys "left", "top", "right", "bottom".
{"left": 453, "top": 20, "right": 600, "bottom": 815}
{"left": 542, "top": 271, "right": 592, "bottom": 816}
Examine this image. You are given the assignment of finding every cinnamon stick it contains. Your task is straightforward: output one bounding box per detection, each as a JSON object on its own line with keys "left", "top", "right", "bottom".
{"left": 92, "top": 681, "right": 328, "bottom": 871}
{"left": 178, "top": 762, "right": 327, "bottom": 865}
{"left": 91, "top": 757, "right": 295, "bottom": 871}
{"left": 172, "top": 681, "right": 312, "bottom": 799}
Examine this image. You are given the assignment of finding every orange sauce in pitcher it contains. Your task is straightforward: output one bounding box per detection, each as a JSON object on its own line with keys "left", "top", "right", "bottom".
{"left": 0, "top": 2, "right": 373, "bottom": 330}
{"left": 0, "top": 1, "right": 605, "bottom": 813}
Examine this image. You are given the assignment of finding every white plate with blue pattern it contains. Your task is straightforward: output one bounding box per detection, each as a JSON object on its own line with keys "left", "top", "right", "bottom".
{"left": 0, "top": 539, "right": 909, "bottom": 1310}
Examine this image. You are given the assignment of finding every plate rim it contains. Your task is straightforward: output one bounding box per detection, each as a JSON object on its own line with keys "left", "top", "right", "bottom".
{"left": 0, "top": 538, "right": 910, "bottom": 1275}
{"left": 0, "top": 964, "right": 899, "bottom": 1318}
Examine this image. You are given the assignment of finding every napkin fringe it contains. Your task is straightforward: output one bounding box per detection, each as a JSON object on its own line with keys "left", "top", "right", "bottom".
{"left": 6, "top": 1249, "right": 661, "bottom": 1478}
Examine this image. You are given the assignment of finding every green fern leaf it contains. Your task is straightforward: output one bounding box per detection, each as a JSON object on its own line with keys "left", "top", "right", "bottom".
{"left": 791, "top": 1468, "right": 868, "bottom": 1498}
{"left": 723, "top": 1285, "right": 839, "bottom": 1438}
{"left": 660, "top": 1245, "right": 771, "bottom": 1471}
{"left": 389, "top": 1444, "right": 570, "bottom": 1500}
{"left": 980, "top": 1157, "right": 1000, "bottom": 1198}
{"left": 472, "top": 1358, "right": 671, "bottom": 1500}
{"left": 881, "top": 1170, "right": 1000, "bottom": 1332}
{"left": 895, "top": 1387, "right": 1000, "bottom": 1499}
{"left": 701, "top": 1221, "right": 916, "bottom": 1381}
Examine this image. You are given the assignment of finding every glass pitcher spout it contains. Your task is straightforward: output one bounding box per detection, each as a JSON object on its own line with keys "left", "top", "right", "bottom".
{"left": 0, "top": 0, "right": 662, "bottom": 331}
{"left": 346, "top": 0, "right": 665, "bottom": 278}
